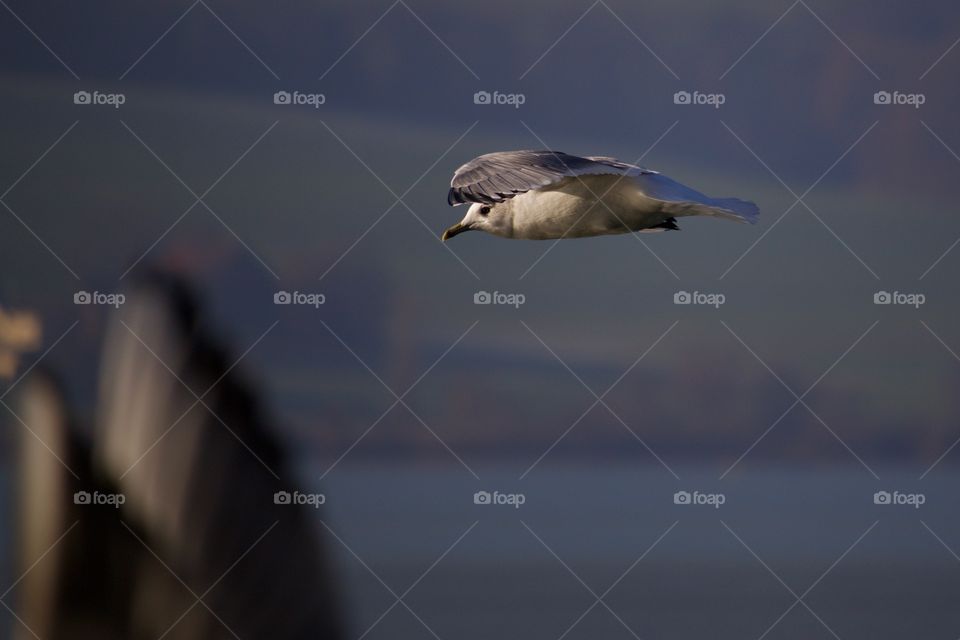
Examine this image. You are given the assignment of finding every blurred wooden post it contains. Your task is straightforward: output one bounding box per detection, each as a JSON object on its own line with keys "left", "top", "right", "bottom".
{"left": 12, "top": 273, "right": 344, "bottom": 639}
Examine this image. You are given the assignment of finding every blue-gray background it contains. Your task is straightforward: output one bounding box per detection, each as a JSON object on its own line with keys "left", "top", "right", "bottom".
{"left": 2, "top": 1, "right": 960, "bottom": 638}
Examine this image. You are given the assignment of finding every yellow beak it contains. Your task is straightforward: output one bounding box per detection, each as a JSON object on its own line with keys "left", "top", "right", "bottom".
{"left": 441, "top": 222, "right": 470, "bottom": 241}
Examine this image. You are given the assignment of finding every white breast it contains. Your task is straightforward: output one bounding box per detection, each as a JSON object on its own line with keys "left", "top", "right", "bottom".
{"left": 507, "top": 175, "right": 666, "bottom": 239}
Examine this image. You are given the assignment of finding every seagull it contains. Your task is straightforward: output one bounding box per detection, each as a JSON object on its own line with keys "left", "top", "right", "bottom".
{"left": 442, "top": 150, "right": 759, "bottom": 241}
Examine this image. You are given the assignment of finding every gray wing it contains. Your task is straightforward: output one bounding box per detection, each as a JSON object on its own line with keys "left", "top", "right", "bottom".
{"left": 448, "top": 150, "right": 651, "bottom": 205}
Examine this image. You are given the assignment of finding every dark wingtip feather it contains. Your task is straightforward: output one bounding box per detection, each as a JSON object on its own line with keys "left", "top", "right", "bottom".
{"left": 448, "top": 188, "right": 477, "bottom": 206}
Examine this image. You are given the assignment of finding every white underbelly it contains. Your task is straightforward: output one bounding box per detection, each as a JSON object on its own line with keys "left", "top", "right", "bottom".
{"left": 508, "top": 175, "right": 666, "bottom": 239}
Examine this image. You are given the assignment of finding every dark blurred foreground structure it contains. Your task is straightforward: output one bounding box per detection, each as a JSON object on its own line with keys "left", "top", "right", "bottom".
{"left": 12, "top": 274, "right": 343, "bottom": 639}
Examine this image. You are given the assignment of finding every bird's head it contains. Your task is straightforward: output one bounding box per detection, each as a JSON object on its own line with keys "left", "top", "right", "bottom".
{"left": 441, "top": 202, "right": 511, "bottom": 240}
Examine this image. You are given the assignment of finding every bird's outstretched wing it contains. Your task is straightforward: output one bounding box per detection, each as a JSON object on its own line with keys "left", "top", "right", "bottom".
{"left": 448, "top": 150, "right": 651, "bottom": 205}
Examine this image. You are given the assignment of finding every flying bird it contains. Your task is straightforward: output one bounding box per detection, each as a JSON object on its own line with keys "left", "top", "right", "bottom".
{"left": 442, "top": 150, "right": 759, "bottom": 241}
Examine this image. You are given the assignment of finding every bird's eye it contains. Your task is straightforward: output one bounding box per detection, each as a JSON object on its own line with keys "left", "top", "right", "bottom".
{"left": 479, "top": 206, "right": 491, "bottom": 215}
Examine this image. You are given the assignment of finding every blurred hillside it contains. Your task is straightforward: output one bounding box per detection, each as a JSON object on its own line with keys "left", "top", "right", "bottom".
{"left": 3, "top": 0, "right": 960, "bottom": 192}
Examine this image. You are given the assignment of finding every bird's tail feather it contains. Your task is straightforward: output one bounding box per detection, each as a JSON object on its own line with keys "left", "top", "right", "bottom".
{"left": 704, "top": 198, "right": 760, "bottom": 224}
{"left": 661, "top": 198, "right": 759, "bottom": 224}
{"left": 634, "top": 173, "right": 759, "bottom": 224}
